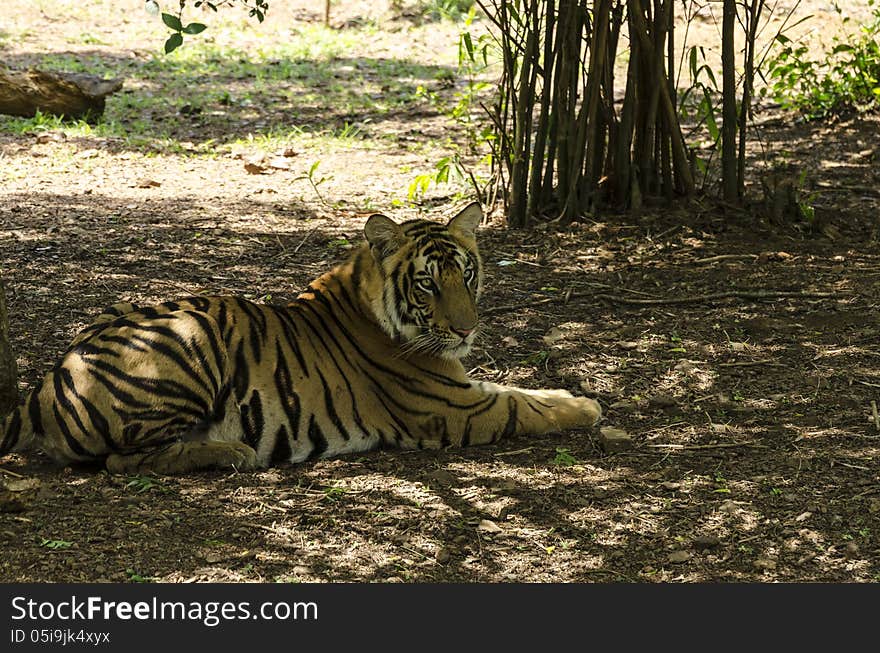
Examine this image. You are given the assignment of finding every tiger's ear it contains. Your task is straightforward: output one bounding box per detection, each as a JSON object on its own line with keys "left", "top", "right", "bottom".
{"left": 364, "top": 213, "right": 404, "bottom": 257}
{"left": 447, "top": 202, "right": 482, "bottom": 240}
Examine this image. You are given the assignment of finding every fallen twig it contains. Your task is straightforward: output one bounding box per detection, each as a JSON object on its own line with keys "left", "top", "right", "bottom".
{"left": 718, "top": 359, "right": 786, "bottom": 368}
{"left": 594, "top": 290, "right": 836, "bottom": 306}
{"left": 493, "top": 446, "right": 534, "bottom": 457}
{"left": 645, "top": 441, "right": 765, "bottom": 451}
{"left": 854, "top": 379, "right": 880, "bottom": 388}
{"left": 872, "top": 400, "right": 879, "bottom": 433}
{"left": 693, "top": 254, "right": 758, "bottom": 264}
{"left": 292, "top": 224, "right": 321, "bottom": 255}
{"left": 0, "top": 467, "right": 25, "bottom": 478}
{"left": 482, "top": 289, "right": 836, "bottom": 316}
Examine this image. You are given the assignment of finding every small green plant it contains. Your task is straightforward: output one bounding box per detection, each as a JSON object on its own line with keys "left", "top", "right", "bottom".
{"left": 40, "top": 538, "right": 73, "bottom": 550}
{"left": 420, "top": 0, "right": 475, "bottom": 22}
{"left": 327, "top": 237, "right": 351, "bottom": 251}
{"left": 125, "top": 475, "right": 164, "bottom": 494}
{"left": 766, "top": 3, "right": 880, "bottom": 119}
{"left": 323, "top": 486, "right": 347, "bottom": 502}
{"left": 126, "top": 568, "right": 152, "bottom": 583}
{"left": 712, "top": 472, "right": 731, "bottom": 494}
{"left": 408, "top": 8, "right": 494, "bottom": 202}
{"left": 408, "top": 154, "right": 467, "bottom": 201}
{"left": 294, "top": 160, "right": 333, "bottom": 206}
{"left": 678, "top": 45, "right": 721, "bottom": 189}
{"left": 520, "top": 350, "right": 549, "bottom": 367}
{"left": 552, "top": 447, "right": 579, "bottom": 466}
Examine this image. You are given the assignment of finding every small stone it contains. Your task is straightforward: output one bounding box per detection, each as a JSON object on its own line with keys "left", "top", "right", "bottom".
{"left": 616, "top": 340, "right": 640, "bottom": 350}
{"left": 477, "top": 519, "right": 502, "bottom": 534}
{"left": 668, "top": 550, "right": 692, "bottom": 564}
{"left": 754, "top": 557, "right": 777, "bottom": 571}
{"left": 425, "top": 469, "right": 457, "bottom": 486}
{"left": 598, "top": 426, "right": 632, "bottom": 454}
{"left": 435, "top": 547, "right": 451, "bottom": 564}
{"left": 136, "top": 178, "right": 161, "bottom": 188}
{"left": 844, "top": 542, "right": 859, "bottom": 558}
{"left": 541, "top": 327, "right": 565, "bottom": 345}
{"left": 660, "top": 481, "right": 681, "bottom": 491}
{"left": 609, "top": 400, "right": 638, "bottom": 413}
{"left": 648, "top": 394, "right": 677, "bottom": 409}
{"left": 719, "top": 500, "right": 738, "bottom": 514}
{"left": 267, "top": 156, "right": 291, "bottom": 170}
{"left": 501, "top": 336, "right": 519, "bottom": 348}
{"left": 0, "top": 477, "right": 41, "bottom": 513}
{"left": 692, "top": 535, "right": 721, "bottom": 550}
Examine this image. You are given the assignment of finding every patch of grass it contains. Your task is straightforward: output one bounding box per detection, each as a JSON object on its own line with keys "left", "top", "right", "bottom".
{"left": 552, "top": 447, "right": 579, "bottom": 467}
{"left": 767, "top": 5, "right": 880, "bottom": 119}
{"left": 0, "top": 31, "right": 453, "bottom": 154}
{"left": 125, "top": 474, "right": 165, "bottom": 494}
{"left": 323, "top": 485, "right": 347, "bottom": 502}
{"left": 126, "top": 568, "right": 153, "bottom": 583}
{"left": 520, "top": 350, "right": 549, "bottom": 367}
{"left": 39, "top": 538, "right": 73, "bottom": 550}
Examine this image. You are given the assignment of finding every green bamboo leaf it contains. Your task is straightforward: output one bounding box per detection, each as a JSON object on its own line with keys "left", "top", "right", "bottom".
{"left": 463, "top": 32, "right": 474, "bottom": 61}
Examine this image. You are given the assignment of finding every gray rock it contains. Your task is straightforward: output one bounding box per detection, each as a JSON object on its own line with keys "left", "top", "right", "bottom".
{"left": 668, "top": 550, "right": 692, "bottom": 563}
{"left": 599, "top": 426, "right": 632, "bottom": 453}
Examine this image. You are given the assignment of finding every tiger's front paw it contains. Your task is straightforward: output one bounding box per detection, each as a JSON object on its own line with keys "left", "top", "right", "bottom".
{"left": 546, "top": 394, "right": 602, "bottom": 430}
{"left": 570, "top": 395, "right": 602, "bottom": 428}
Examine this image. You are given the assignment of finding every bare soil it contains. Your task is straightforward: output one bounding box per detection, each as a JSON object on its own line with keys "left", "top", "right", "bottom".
{"left": 1, "top": 1, "right": 879, "bottom": 583}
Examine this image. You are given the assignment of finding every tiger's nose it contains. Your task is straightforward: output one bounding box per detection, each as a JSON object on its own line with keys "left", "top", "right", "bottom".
{"left": 451, "top": 326, "right": 474, "bottom": 338}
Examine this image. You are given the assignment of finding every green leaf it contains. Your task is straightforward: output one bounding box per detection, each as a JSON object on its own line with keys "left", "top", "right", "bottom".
{"left": 161, "top": 12, "right": 183, "bottom": 31}
{"left": 462, "top": 32, "right": 474, "bottom": 61}
{"left": 183, "top": 22, "right": 207, "bottom": 35}
{"left": 164, "top": 32, "right": 183, "bottom": 54}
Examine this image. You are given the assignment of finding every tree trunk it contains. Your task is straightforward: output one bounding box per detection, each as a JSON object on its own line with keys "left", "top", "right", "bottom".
{"left": 721, "top": 0, "right": 739, "bottom": 202}
{"left": 0, "top": 276, "right": 17, "bottom": 415}
{"left": 0, "top": 65, "right": 123, "bottom": 121}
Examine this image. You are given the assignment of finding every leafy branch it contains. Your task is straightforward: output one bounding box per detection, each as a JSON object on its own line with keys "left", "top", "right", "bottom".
{"left": 146, "top": 0, "right": 270, "bottom": 54}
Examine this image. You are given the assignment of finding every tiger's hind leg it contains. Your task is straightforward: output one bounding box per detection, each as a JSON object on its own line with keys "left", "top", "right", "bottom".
{"left": 105, "top": 441, "right": 258, "bottom": 475}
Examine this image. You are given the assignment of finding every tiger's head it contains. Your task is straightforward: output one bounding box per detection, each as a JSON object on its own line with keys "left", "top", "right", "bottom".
{"left": 362, "top": 202, "right": 483, "bottom": 360}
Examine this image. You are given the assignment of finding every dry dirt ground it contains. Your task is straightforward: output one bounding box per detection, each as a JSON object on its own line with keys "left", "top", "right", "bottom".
{"left": 0, "top": 1, "right": 879, "bottom": 583}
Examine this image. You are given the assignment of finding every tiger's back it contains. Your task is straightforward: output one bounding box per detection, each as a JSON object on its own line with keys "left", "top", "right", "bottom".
{"left": 1, "top": 203, "right": 601, "bottom": 474}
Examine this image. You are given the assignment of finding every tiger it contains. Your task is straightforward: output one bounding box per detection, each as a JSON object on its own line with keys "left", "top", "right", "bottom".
{"left": 0, "top": 202, "right": 601, "bottom": 474}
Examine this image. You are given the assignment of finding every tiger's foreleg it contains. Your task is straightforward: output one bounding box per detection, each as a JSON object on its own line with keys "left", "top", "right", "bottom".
{"left": 434, "top": 383, "right": 602, "bottom": 447}
{"left": 105, "top": 440, "right": 258, "bottom": 475}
